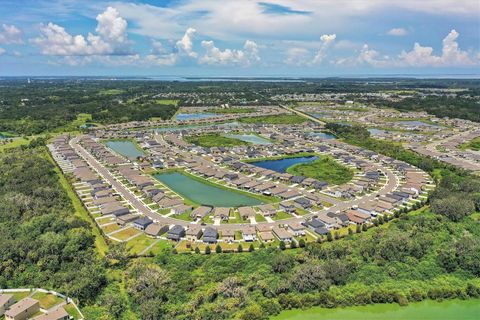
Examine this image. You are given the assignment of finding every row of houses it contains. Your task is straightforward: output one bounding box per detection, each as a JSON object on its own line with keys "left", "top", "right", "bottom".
{"left": 0, "top": 295, "right": 69, "bottom": 320}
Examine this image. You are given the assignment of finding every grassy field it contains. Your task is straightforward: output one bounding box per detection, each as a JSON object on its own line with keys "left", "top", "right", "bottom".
{"left": 185, "top": 133, "right": 250, "bottom": 147}
{"left": 112, "top": 227, "right": 141, "bottom": 241}
{"left": 208, "top": 107, "right": 257, "bottom": 114}
{"left": 238, "top": 114, "right": 307, "bottom": 124}
{"left": 287, "top": 155, "right": 354, "bottom": 185}
{"left": 0, "top": 137, "right": 29, "bottom": 151}
{"left": 155, "top": 99, "right": 179, "bottom": 106}
{"left": 98, "top": 89, "right": 124, "bottom": 95}
{"left": 460, "top": 137, "right": 480, "bottom": 151}
{"left": 31, "top": 291, "right": 65, "bottom": 309}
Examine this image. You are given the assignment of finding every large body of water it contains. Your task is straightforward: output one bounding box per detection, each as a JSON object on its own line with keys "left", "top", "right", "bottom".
{"left": 308, "top": 132, "right": 336, "bottom": 140}
{"left": 223, "top": 134, "right": 272, "bottom": 145}
{"left": 106, "top": 140, "right": 145, "bottom": 159}
{"left": 174, "top": 113, "right": 218, "bottom": 121}
{"left": 154, "top": 172, "right": 264, "bottom": 207}
{"left": 154, "top": 122, "right": 238, "bottom": 133}
{"left": 271, "top": 299, "right": 480, "bottom": 320}
{"left": 396, "top": 120, "right": 441, "bottom": 128}
{"left": 250, "top": 156, "right": 318, "bottom": 173}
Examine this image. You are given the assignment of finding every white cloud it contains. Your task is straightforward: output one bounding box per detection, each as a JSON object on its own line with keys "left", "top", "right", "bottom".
{"left": 398, "top": 29, "right": 473, "bottom": 66}
{"left": 387, "top": 28, "right": 408, "bottom": 36}
{"left": 336, "top": 29, "right": 476, "bottom": 68}
{"left": 284, "top": 47, "right": 311, "bottom": 66}
{"left": 312, "top": 34, "right": 336, "bottom": 64}
{"left": 0, "top": 48, "right": 5, "bottom": 55}
{"left": 0, "top": 24, "right": 23, "bottom": 44}
{"left": 199, "top": 40, "right": 260, "bottom": 66}
{"left": 30, "top": 6, "right": 130, "bottom": 56}
{"left": 111, "top": 0, "right": 477, "bottom": 42}
{"left": 175, "top": 27, "right": 197, "bottom": 58}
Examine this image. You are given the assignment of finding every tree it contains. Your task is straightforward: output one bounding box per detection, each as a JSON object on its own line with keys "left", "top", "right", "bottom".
{"left": 279, "top": 241, "right": 286, "bottom": 250}
{"left": 356, "top": 224, "right": 361, "bottom": 233}
{"left": 327, "top": 231, "right": 333, "bottom": 242}
{"left": 362, "top": 224, "right": 368, "bottom": 232}
{"left": 290, "top": 263, "right": 331, "bottom": 292}
{"left": 215, "top": 244, "right": 222, "bottom": 253}
{"left": 195, "top": 247, "right": 200, "bottom": 254}
{"left": 272, "top": 254, "right": 294, "bottom": 273}
{"left": 237, "top": 244, "right": 243, "bottom": 252}
{"left": 205, "top": 246, "right": 211, "bottom": 254}
{"left": 431, "top": 196, "right": 475, "bottom": 221}
{"left": 298, "top": 239, "right": 306, "bottom": 248}
{"left": 348, "top": 228, "right": 354, "bottom": 236}
{"left": 249, "top": 244, "right": 255, "bottom": 252}
{"left": 334, "top": 231, "right": 340, "bottom": 240}
{"left": 290, "top": 241, "right": 297, "bottom": 249}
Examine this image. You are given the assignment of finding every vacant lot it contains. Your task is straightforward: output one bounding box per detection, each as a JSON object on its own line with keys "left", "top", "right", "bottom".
{"left": 287, "top": 155, "right": 354, "bottom": 185}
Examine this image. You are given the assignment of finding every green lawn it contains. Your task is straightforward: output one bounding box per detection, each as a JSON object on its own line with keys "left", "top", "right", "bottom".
{"left": 174, "top": 210, "right": 194, "bottom": 221}
{"left": 64, "top": 303, "right": 82, "bottom": 319}
{"left": 272, "top": 211, "right": 292, "bottom": 220}
{"left": 98, "top": 89, "right": 124, "bottom": 95}
{"left": 208, "top": 107, "right": 257, "bottom": 114}
{"left": 185, "top": 133, "right": 250, "bottom": 147}
{"left": 286, "top": 155, "right": 354, "bottom": 185}
{"left": 126, "top": 233, "right": 158, "bottom": 255}
{"left": 255, "top": 213, "right": 267, "bottom": 222}
{"left": 155, "top": 99, "right": 179, "bottom": 106}
{"left": 31, "top": 292, "right": 65, "bottom": 309}
{"left": 238, "top": 114, "right": 307, "bottom": 124}
{"left": 460, "top": 137, "right": 480, "bottom": 151}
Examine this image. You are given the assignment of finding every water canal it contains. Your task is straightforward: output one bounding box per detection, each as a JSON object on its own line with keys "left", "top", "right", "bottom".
{"left": 174, "top": 113, "right": 218, "bottom": 121}
{"left": 154, "top": 171, "right": 265, "bottom": 207}
{"left": 271, "top": 299, "right": 480, "bottom": 320}
{"left": 106, "top": 140, "right": 145, "bottom": 159}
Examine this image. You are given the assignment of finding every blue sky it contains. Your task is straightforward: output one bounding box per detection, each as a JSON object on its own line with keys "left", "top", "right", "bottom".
{"left": 0, "top": 0, "right": 479, "bottom": 76}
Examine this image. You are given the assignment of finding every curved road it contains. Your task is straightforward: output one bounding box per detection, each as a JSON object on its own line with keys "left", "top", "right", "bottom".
{"left": 71, "top": 136, "right": 400, "bottom": 231}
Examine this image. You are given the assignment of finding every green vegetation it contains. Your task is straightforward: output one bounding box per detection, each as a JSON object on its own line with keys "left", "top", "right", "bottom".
{"left": 185, "top": 133, "right": 251, "bottom": 147}
{"left": 0, "top": 148, "right": 106, "bottom": 304}
{"left": 209, "top": 107, "right": 257, "bottom": 114}
{"left": 155, "top": 99, "right": 179, "bottom": 106}
{"left": 101, "top": 208, "right": 480, "bottom": 319}
{"left": 287, "top": 155, "right": 354, "bottom": 185}
{"left": 387, "top": 96, "right": 480, "bottom": 123}
{"left": 0, "top": 82, "right": 179, "bottom": 135}
{"left": 238, "top": 114, "right": 307, "bottom": 124}
{"left": 460, "top": 137, "right": 480, "bottom": 151}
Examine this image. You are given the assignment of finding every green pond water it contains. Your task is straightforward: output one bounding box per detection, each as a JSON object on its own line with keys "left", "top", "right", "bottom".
{"left": 154, "top": 171, "right": 264, "bottom": 207}
{"left": 106, "top": 140, "right": 145, "bottom": 159}
{"left": 271, "top": 299, "right": 480, "bottom": 320}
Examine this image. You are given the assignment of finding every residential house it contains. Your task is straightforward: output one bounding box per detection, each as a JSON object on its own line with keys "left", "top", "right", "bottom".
{"left": 186, "top": 226, "right": 203, "bottom": 242}
{"left": 167, "top": 225, "right": 185, "bottom": 241}
{"left": 0, "top": 294, "right": 15, "bottom": 317}
{"left": 132, "top": 217, "right": 153, "bottom": 231}
{"left": 272, "top": 226, "right": 293, "bottom": 242}
{"left": 203, "top": 227, "right": 218, "bottom": 244}
{"left": 5, "top": 298, "right": 40, "bottom": 320}
{"left": 145, "top": 223, "right": 169, "bottom": 237}
{"left": 32, "top": 307, "right": 69, "bottom": 320}
{"left": 242, "top": 226, "right": 257, "bottom": 242}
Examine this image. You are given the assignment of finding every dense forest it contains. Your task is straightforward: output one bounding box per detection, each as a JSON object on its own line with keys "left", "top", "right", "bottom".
{"left": 0, "top": 147, "right": 106, "bottom": 303}
{"left": 387, "top": 95, "right": 480, "bottom": 123}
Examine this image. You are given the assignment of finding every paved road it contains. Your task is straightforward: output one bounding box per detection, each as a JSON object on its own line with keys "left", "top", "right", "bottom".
{"left": 70, "top": 135, "right": 400, "bottom": 231}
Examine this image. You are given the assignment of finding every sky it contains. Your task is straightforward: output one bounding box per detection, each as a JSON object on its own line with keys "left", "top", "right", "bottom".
{"left": 0, "top": 0, "right": 479, "bottom": 77}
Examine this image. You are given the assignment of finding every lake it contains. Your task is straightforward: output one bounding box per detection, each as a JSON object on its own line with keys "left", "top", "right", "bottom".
{"left": 154, "top": 122, "right": 238, "bottom": 133}
{"left": 106, "top": 140, "right": 145, "bottom": 159}
{"left": 154, "top": 171, "right": 264, "bottom": 207}
{"left": 396, "top": 120, "right": 441, "bottom": 128}
{"left": 250, "top": 156, "right": 318, "bottom": 173}
{"left": 368, "top": 128, "right": 387, "bottom": 135}
{"left": 175, "top": 113, "right": 218, "bottom": 121}
{"left": 271, "top": 299, "right": 480, "bottom": 320}
{"left": 223, "top": 134, "right": 272, "bottom": 145}
{"left": 309, "top": 132, "right": 336, "bottom": 140}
